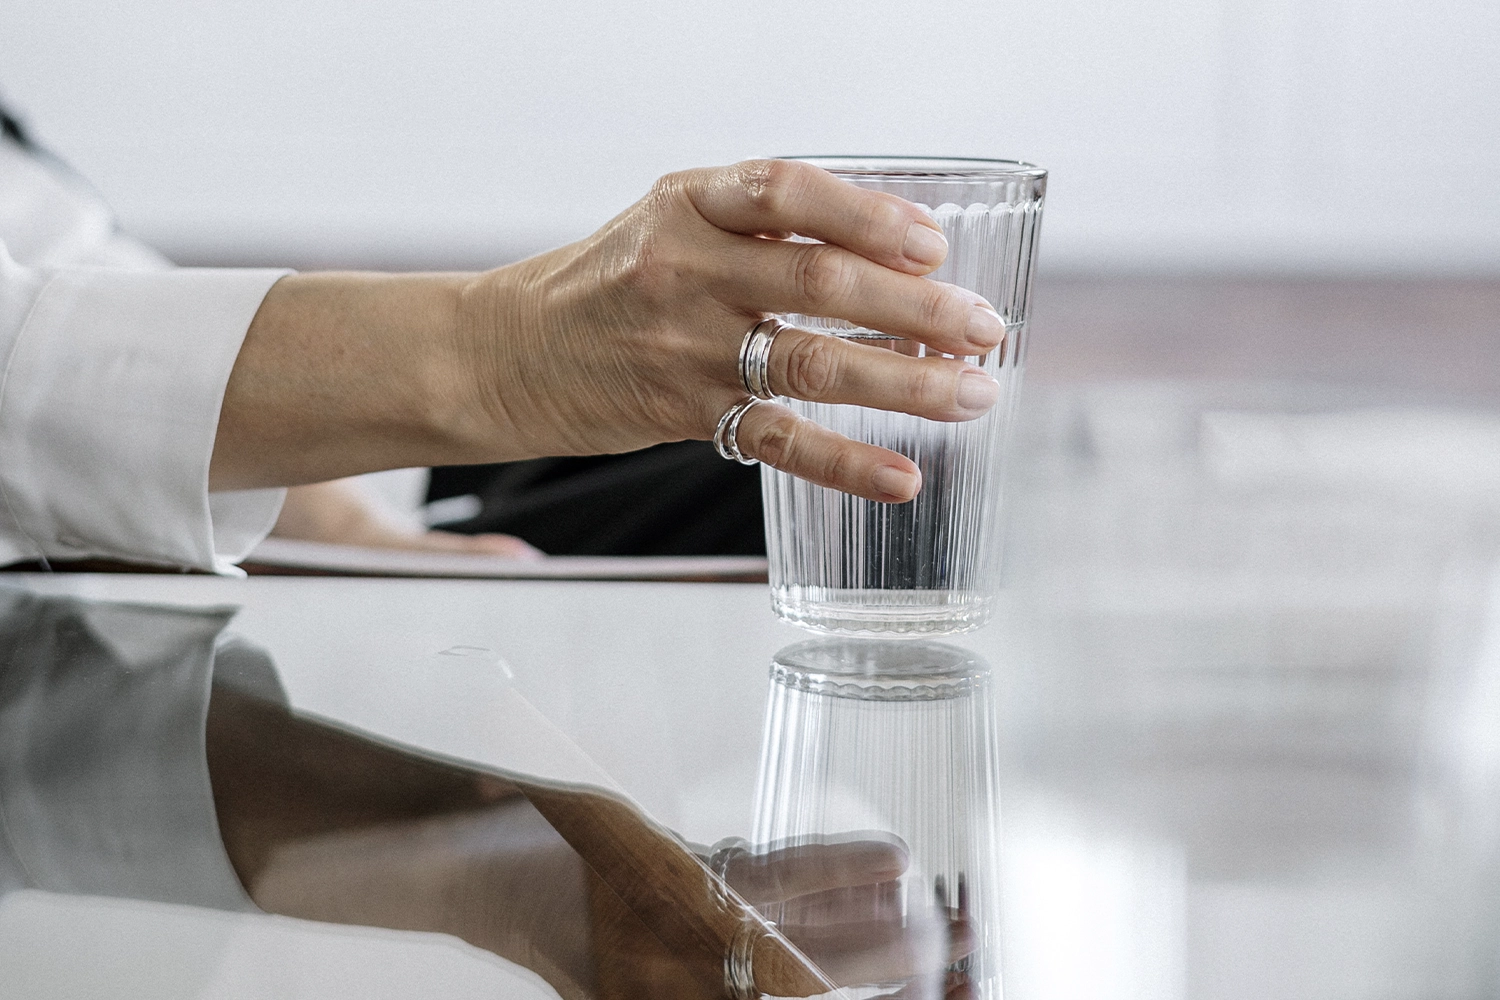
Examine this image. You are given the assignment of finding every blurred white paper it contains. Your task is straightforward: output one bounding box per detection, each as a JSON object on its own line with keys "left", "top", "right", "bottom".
{"left": 245, "top": 537, "right": 766, "bottom": 581}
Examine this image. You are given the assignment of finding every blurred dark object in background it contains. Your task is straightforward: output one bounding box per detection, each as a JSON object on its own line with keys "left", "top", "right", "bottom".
{"left": 428, "top": 441, "right": 765, "bottom": 557}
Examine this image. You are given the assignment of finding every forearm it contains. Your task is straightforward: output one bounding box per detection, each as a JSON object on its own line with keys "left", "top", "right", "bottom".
{"left": 209, "top": 271, "right": 498, "bottom": 491}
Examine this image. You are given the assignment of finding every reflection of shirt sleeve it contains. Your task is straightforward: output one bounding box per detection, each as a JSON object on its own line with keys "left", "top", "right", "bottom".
{"left": 0, "top": 586, "right": 254, "bottom": 911}
{"left": 0, "top": 244, "right": 289, "bottom": 573}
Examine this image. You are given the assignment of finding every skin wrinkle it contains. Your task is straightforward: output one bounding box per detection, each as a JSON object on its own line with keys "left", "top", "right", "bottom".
{"left": 784, "top": 333, "right": 841, "bottom": 399}
{"left": 751, "top": 412, "right": 799, "bottom": 471}
{"left": 791, "top": 243, "right": 854, "bottom": 316}
{"left": 729, "top": 160, "right": 790, "bottom": 221}
{"left": 910, "top": 362, "right": 948, "bottom": 420}
{"left": 817, "top": 444, "right": 856, "bottom": 500}
{"left": 528, "top": 201, "right": 730, "bottom": 447}
{"left": 854, "top": 196, "right": 902, "bottom": 255}
{"left": 918, "top": 281, "right": 966, "bottom": 343}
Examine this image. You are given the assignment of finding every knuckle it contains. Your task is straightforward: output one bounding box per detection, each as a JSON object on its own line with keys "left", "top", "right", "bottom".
{"left": 817, "top": 441, "right": 855, "bottom": 488}
{"left": 609, "top": 232, "right": 668, "bottom": 297}
{"left": 643, "top": 170, "right": 710, "bottom": 230}
{"left": 918, "top": 283, "right": 967, "bottom": 335}
{"left": 648, "top": 170, "right": 691, "bottom": 203}
{"left": 753, "top": 412, "right": 799, "bottom": 468}
{"left": 857, "top": 195, "right": 907, "bottom": 247}
{"left": 736, "top": 158, "right": 796, "bottom": 216}
{"left": 605, "top": 232, "right": 699, "bottom": 307}
{"left": 792, "top": 245, "right": 855, "bottom": 311}
{"left": 911, "top": 362, "right": 946, "bottom": 408}
{"left": 783, "top": 335, "right": 842, "bottom": 397}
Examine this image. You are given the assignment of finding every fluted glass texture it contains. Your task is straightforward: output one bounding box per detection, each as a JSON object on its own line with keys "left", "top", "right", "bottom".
{"left": 763, "top": 158, "right": 1046, "bottom": 635}
{"left": 752, "top": 639, "right": 1005, "bottom": 1000}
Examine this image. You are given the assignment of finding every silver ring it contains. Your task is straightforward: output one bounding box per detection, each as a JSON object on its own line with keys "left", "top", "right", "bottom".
{"left": 713, "top": 398, "right": 760, "bottom": 465}
{"left": 738, "top": 318, "right": 785, "bottom": 401}
{"left": 724, "top": 919, "right": 759, "bottom": 1000}
{"left": 708, "top": 837, "right": 752, "bottom": 882}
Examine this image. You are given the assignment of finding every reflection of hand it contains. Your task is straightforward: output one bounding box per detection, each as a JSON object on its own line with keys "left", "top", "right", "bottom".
{"left": 207, "top": 682, "right": 971, "bottom": 1000}
{"left": 720, "top": 839, "right": 976, "bottom": 1000}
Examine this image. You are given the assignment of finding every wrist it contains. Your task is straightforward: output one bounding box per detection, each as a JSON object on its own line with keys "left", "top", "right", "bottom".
{"left": 214, "top": 271, "right": 487, "bottom": 489}
{"left": 448, "top": 255, "right": 561, "bottom": 463}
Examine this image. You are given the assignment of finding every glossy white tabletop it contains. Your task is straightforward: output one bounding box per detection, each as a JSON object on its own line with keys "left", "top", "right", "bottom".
{"left": 5, "top": 560, "right": 1499, "bottom": 1000}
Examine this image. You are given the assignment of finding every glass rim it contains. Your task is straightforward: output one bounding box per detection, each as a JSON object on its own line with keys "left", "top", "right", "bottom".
{"left": 781, "top": 155, "right": 1046, "bottom": 180}
{"left": 771, "top": 639, "right": 991, "bottom": 701}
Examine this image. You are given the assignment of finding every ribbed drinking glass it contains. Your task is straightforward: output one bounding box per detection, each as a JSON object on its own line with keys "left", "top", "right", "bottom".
{"left": 763, "top": 157, "right": 1046, "bottom": 635}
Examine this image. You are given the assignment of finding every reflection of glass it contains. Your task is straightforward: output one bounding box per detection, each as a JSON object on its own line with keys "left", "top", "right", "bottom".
{"left": 751, "top": 638, "right": 1004, "bottom": 1000}
{"left": 762, "top": 156, "right": 1046, "bottom": 636}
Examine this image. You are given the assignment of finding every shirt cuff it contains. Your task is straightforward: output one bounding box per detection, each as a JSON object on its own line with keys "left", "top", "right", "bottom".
{"left": 0, "top": 267, "right": 290, "bottom": 574}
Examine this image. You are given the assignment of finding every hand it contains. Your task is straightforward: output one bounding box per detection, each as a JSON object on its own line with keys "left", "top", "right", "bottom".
{"left": 463, "top": 159, "right": 1005, "bottom": 503}
{"left": 213, "top": 161, "right": 1004, "bottom": 504}
{"left": 270, "top": 478, "right": 542, "bottom": 557}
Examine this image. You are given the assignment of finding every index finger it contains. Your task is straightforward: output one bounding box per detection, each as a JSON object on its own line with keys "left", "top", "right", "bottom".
{"left": 679, "top": 159, "right": 949, "bottom": 276}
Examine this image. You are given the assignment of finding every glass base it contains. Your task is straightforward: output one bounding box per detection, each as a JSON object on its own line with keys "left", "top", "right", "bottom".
{"left": 771, "top": 587, "right": 993, "bottom": 637}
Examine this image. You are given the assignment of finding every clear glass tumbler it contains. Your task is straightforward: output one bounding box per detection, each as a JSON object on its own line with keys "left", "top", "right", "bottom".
{"left": 751, "top": 638, "right": 1005, "bottom": 1000}
{"left": 762, "top": 157, "right": 1046, "bottom": 636}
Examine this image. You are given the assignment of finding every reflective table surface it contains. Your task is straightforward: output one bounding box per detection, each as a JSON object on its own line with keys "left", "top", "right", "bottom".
{"left": 4, "top": 382, "right": 1500, "bottom": 1000}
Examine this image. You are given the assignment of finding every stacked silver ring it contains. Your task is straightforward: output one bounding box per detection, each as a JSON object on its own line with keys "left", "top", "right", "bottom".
{"left": 724, "top": 920, "right": 759, "bottom": 1000}
{"left": 738, "top": 318, "right": 785, "bottom": 400}
{"left": 707, "top": 836, "right": 753, "bottom": 880}
{"left": 713, "top": 398, "right": 760, "bottom": 465}
{"left": 705, "top": 837, "right": 761, "bottom": 1000}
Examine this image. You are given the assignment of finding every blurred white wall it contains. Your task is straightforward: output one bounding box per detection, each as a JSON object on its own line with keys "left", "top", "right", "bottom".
{"left": 3, "top": 0, "right": 1497, "bottom": 273}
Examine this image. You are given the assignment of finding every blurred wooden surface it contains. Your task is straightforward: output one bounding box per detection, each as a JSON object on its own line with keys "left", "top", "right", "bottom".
{"left": 1028, "top": 277, "right": 1500, "bottom": 402}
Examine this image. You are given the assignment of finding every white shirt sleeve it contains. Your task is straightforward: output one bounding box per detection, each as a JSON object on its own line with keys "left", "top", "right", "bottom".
{"left": 0, "top": 135, "right": 289, "bottom": 574}
{"left": 0, "top": 255, "right": 289, "bottom": 573}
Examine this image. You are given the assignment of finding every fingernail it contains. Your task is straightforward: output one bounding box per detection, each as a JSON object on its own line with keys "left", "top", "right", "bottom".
{"left": 966, "top": 304, "right": 1005, "bottom": 349}
{"left": 957, "top": 371, "right": 1000, "bottom": 413}
{"left": 871, "top": 465, "right": 921, "bottom": 501}
{"left": 903, "top": 222, "right": 948, "bottom": 266}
